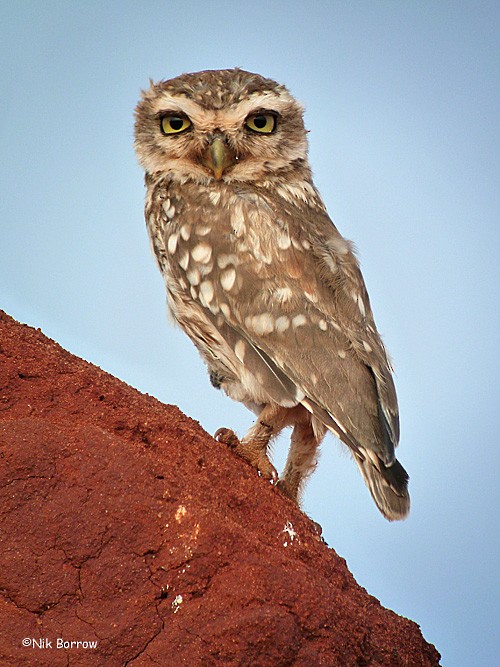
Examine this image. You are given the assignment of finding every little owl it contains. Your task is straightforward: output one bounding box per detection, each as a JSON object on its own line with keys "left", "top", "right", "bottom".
{"left": 134, "top": 68, "right": 410, "bottom": 520}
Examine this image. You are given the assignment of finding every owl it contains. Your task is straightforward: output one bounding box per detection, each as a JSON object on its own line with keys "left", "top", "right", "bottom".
{"left": 134, "top": 68, "right": 410, "bottom": 520}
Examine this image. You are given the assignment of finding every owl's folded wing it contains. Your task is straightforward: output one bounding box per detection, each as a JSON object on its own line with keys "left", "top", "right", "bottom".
{"left": 201, "top": 212, "right": 400, "bottom": 468}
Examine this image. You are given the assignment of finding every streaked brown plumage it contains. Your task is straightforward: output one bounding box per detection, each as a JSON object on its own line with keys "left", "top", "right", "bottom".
{"left": 134, "top": 68, "right": 410, "bottom": 520}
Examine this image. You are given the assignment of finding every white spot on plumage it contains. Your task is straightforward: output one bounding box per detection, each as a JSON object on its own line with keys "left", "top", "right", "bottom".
{"left": 275, "top": 316, "right": 290, "bottom": 333}
{"left": 220, "top": 303, "right": 231, "bottom": 319}
{"left": 190, "top": 286, "right": 197, "bottom": 299}
{"left": 195, "top": 224, "right": 211, "bottom": 236}
{"left": 328, "top": 236, "right": 350, "bottom": 255}
{"left": 363, "top": 340, "right": 373, "bottom": 353}
{"left": 351, "top": 291, "right": 367, "bottom": 317}
{"left": 220, "top": 267, "right": 236, "bottom": 292}
{"left": 199, "top": 280, "right": 214, "bottom": 304}
{"left": 292, "top": 314, "right": 307, "bottom": 329}
{"left": 234, "top": 339, "right": 246, "bottom": 362}
{"left": 180, "top": 224, "right": 191, "bottom": 241}
{"left": 178, "top": 250, "right": 189, "bottom": 270}
{"left": 318, "top": 319, "right": 327, "bottom": 331}
{"left": 217, "top": 254, "right": 238, "bottom": 269}
{"left": 191, "top": 242, "right": 212, "bottom": 264}
{"left": 338, "top": 349, "right": 346, "bottom": 359}
{"left": 274, "top": 287, "right": 294, "bottom": 303}
{"left": 253, "top": 313, "right": 274, "bottom": 335}
{"left": 187, "top": 267, "right": 200, "bottom": 286}
{"left": 301, "top": 239, "right": 311, "bottom": 250}
{"left": 162, "top": 200, "right": 176, "bottom": 220}
{"left": 167, "top": 233, "right": 178, "bottom": 255}
{"left": 277, "top": 232, "right": 291, "bottom": 250}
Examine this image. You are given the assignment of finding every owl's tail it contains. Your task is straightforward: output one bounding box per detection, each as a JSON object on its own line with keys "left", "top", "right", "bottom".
{"left": 355, "top": 453, "right": 410, "bottom": 521}
{"left": 300, "top": 397, "right": 410, "bottom": 520}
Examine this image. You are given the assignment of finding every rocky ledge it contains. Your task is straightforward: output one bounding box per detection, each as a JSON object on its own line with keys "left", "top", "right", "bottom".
{"left": 0, "top": 311, "right": 440, "bottom": 666}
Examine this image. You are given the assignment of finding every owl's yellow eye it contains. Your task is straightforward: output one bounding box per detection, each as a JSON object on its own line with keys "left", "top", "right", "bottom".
{"left": 244, "top": 112, "right": 277, "bottom": 134}
{"left": 160, "top": 115, "right": 192, "bottom": 135}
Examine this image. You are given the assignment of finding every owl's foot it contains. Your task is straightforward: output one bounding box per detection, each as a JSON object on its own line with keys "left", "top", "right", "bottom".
{"left": 214, "top": 427, "right": 240, "bottom": 448}
{"left": 215, "top": 427, "right": 278, "bottom": 483}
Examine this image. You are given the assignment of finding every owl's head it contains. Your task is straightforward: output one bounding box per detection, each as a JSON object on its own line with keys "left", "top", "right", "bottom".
{"left": 134, "top": 69, "right": 310, "bottom": 185}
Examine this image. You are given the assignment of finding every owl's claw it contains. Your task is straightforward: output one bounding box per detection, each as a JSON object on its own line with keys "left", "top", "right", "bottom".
{"left": 215, "top": 427, "right": 278, "bottom": 484}
{"left": 259, "top": 462, "right": 279, "bottom": 485}
{"left": 215, "top": 427, "right": 240, "bottom": 448}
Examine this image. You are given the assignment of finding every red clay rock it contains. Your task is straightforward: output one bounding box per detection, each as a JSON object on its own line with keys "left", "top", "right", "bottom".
{"left": 0, "top": 310, "right": 441, "bottom": 666}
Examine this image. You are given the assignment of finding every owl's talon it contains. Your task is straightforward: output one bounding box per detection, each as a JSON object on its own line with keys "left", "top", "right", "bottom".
{"left": 270, "top": 469, "right": 279, "bottom": 485}
{"left": 252, "top": 454, "right": 278, "bottom": 484}
{"left": 214, "top": 427, "right": 240, "bottom": 448}
{"left": 216, "top": 428, "right": 277, "bottom": 482}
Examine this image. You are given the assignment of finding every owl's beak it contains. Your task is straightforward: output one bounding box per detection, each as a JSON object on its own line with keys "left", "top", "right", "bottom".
{"left": 200, "top": 136, "right": 236, "bottom": 180}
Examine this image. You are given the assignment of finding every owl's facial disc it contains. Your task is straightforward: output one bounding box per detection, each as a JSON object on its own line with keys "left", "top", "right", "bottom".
{"left": 135, "top": 71, "right": 312, "bottom": 183}
{"left": 199, "top": 135, "right": 237, "bottom": 180}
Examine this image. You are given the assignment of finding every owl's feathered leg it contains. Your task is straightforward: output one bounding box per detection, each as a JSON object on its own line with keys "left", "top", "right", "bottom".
{"left": 277, "top": 414, "right": 326, "bottom": 504}
{"left": 215, "top": 403, "right": 291, "bottom": 483}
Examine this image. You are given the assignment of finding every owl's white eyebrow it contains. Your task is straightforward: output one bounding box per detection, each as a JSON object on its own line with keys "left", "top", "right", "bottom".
{"left": 155, "top": 109, "right": 190, "bottom": 119}
{"left": 228, "top": 92, "right": 301, "bottom": 118}
{"left": 153, "top": 91, "right": 299, "bottom": 128}
{"left": 153, "top": 93, "right": 206, "bottom": 119}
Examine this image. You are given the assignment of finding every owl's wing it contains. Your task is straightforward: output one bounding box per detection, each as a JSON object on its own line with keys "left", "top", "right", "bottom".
{"left": 206, "top": 195, "right": 400, "bottom": 469}
{"left": 210, "top": 310, "right": 368, "bottom": 459}
{"left": 212, "top": 298, "right": 393, "bottom": 463}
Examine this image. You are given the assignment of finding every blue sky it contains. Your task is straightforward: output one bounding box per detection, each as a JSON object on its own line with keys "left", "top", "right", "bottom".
{"left": 1, "top": 1, "right": 498, "bottom": 664}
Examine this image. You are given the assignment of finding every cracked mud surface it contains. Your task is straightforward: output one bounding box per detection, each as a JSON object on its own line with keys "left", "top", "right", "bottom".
{"left": 0, "top": 311, "right": 441, "bottom": 666}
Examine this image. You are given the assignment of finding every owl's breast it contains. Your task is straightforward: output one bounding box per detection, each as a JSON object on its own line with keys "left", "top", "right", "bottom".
{"left": 148, "top": 181, "right": 285, "bottom": 299}
{"left": 145, "top": 186, "right": 248, "bottom": 343}
{"left": 145, "top": 180, "right": 291, "bottom": 407}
